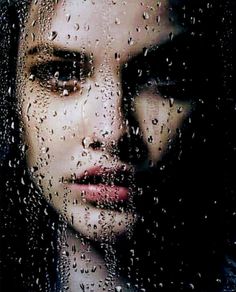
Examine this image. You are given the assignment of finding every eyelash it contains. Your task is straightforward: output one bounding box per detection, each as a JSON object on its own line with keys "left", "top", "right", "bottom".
{"left": 30, "top": 56, "right": 193, "bottom": 100}
{"left": 141, "top": 75, "right": 187, "bottom": 99}
{"left": 30, "top": 60, "right": 89, "bottom": 96}
{"left": 126, "top": 59, "right": 193, "bottom": 101}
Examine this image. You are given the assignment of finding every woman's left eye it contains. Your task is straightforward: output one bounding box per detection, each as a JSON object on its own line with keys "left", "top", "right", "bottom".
{"left": 29, "top": 60, "right": 87, "bottom": 95}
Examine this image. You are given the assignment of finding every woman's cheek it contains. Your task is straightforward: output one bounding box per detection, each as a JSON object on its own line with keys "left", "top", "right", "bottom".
{"left": 134, "top": 93, "right": 192, "bottom": 162}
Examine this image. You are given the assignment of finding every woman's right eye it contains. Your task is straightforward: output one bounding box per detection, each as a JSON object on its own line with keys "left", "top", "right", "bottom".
{"left": 29, "top": 60, "right": 87, "bottom": 95}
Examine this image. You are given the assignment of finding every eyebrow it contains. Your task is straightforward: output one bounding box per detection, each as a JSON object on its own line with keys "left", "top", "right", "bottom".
{"left": 27, "top": 32, "right": 191, "bottom": 64}
{"left": 27, "top": 44, "right": 85, "bottom": 60}
{"left": 144, "top": 32, "right": 192, "bottom": 57}
{"left": 126, "top": 32, "right": 197, "bottom": 71}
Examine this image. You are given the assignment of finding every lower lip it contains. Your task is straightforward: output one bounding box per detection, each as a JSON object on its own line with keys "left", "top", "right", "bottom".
{"left": 69, "top": 184, "right": 129, "bottom": 203}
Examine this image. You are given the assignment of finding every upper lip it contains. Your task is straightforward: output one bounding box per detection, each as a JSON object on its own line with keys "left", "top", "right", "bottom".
{"left": 68, "top": 166, "right": 134, "bottom": 187}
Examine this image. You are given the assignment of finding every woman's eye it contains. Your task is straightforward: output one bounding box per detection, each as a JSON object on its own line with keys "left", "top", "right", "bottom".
{"left": 29, "top": 61, "right": 88, "bottom": 95}
{"left": 135, "top": 64, "right": 194, "bottom": 101}
{"left": 155, "top": 77, "right": 191, "bottom": 100}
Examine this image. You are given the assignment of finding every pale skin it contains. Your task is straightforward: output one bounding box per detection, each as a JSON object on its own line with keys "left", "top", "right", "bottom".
{"left": 17, "top": 0, "right": 192, "bottom": 290}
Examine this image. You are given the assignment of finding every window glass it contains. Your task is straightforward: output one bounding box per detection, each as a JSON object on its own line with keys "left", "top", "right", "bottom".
{"left": 0, "top": 1, "right": 233, "bottom": 291}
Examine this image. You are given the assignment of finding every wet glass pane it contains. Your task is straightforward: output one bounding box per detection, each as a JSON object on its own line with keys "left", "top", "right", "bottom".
{"left": 0, "top": 1, "right": 233, "bottom": 291}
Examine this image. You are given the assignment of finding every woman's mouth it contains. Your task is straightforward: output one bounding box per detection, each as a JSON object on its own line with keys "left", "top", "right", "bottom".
{"left": 70, "top": 184, "right": 129, "bottom": 203}
{"left": 67, "top": 166, "right": 133, "bottom": 205}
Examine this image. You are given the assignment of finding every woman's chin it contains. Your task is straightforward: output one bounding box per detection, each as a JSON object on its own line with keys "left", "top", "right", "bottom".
{"left": 54, "top": 201, "right": 137, "bottom": 242}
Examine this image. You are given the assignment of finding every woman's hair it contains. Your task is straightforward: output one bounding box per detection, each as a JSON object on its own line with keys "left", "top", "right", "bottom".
{"left": 0, "top": 3, "right": 60, "bottom": 291}
{"left": 0, "top": 1, "right": 233, "bottom": 291}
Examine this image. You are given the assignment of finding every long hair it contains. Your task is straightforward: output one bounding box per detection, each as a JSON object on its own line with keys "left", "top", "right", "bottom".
{"left": 0, "top": 1, "right": 233, "bottom": 291}
{"left": 116, "top": 1, "right": 234, "bottom": 291}
{"left": 0, "top": 1, "right": 60, "bottom": 291}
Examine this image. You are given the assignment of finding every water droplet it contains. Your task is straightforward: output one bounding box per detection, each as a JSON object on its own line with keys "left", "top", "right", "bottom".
{"left": 169, "top": 98, "right": 174, "bottom": 107}
{"left": 84, "top": 24, "right": 90, "bottom": 31}
{"left": 54, "top": 71, "right": 59, "bottom": 78}
{"left": 148, "top": 136, "right": 153, "bottom": 143}
{"left": 115, "top": 17, "right": 120, "bottom": 24}
{"left": 74, "top": 23, "right": 80, "bottom": 30}
{"left": 82, "top": 137, "right": 92, "bottom": 149}
{"left": 143, "top": 12, "right": 149, "bottom": 20}
{"left": 169, "top": 32, "right": 174, "bottom": 40}
{"left": 189, "top": 283, "right": 195, "bottom": 289}
{"left": 152, "top": 118, "right": 158, "bottom": 125}
{"left": 80, "top": 283, "right": 85, "bottom": 290}
{"left": 48, "top": 31, "right": 58, "bottom": 41}
{"left": 177, "top": 106, "right": 183, "bottom": 113}
{"left": 63, "top": 89, "right": 69, "bottom": 96}
{"left": 29, "top": 74, "right": 35, "bottom": 81}
{"left": 21, "top": 177, "right": 25, "bottom": 185}
{"left": 128, "top": 37, "right": 134, "bottom": 45}
{"left": 31, "top": 32, "right": 35, "bottom": 42}
{"left": 115, "top": 52, "right": 121, "bottom": 60}
{"left": 153, "top": 196, "right": 159, "bottom": 204}
{"left": 143, "top": 47, "right": 148, "bottom": 57}
{"left": 66, "top": 14, "right": 71, "bottom": 22}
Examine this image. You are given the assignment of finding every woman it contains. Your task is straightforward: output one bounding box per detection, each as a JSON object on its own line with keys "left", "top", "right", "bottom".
{"left": 0, "top": 0, "right": 232, "bottom": 291}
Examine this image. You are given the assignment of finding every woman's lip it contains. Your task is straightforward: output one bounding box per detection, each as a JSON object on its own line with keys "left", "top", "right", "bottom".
{"left": 69, "top": 183, "right": 129, "bottom": 203}
{"left": 74, "top": 165, "right": 132, "bottom": 181}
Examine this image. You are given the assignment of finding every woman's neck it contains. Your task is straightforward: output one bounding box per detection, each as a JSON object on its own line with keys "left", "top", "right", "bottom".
{"left": 58, "top": 227, "right": 133, "bottom": 292}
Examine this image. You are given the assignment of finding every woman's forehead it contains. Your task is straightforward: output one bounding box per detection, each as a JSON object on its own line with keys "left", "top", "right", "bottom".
{"left": 24, "top": 0, "right": 182, "bottom": 60}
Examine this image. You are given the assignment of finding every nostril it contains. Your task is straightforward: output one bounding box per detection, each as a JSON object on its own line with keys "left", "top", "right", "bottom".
{"left": 82, "top": 137, "right": 102, "bottom": 150}
{"left": 89, "top": 140, "right": 103, "bottom": 150}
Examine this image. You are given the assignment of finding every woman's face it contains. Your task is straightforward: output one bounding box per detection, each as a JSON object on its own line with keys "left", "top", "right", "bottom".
{"left": 18, "top": 0, "right": 191, "bottom": 240}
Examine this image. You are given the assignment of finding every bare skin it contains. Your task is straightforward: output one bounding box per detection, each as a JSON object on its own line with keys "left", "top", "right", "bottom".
{"left": 17, "top": 0, "right": 192, "bottom": 290}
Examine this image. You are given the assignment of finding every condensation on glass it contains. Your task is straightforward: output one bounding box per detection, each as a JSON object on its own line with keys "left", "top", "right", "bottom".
{"left": 0, "top": 1, "right": 233, "bottom": 291}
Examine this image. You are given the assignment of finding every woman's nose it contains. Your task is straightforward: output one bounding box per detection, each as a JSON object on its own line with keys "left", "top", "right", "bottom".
{"left": 80, "top": 65, "right": 128, "bottom": 150}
